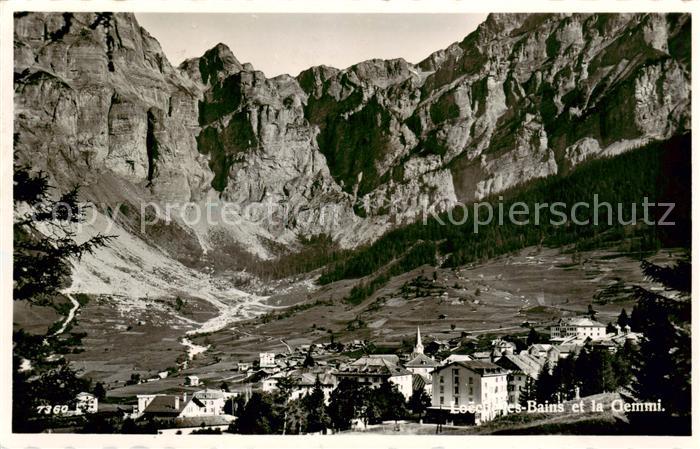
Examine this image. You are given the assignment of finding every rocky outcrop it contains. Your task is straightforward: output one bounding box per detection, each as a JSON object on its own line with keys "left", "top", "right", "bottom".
{"left": 409, "top": 13, "right": 691, "bottom": 200}
{"left": 14, "top": 12, "right": 691, "bottom": 262}
{"left": 14, "top": 12, "right": 212, "bottom": 203}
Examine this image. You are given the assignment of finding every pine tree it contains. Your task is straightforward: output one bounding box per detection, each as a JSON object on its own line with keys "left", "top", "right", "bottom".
{"left": 576, "top": 346, "right": 617, "bottom": 396}
{"left": 302, "top": 348, "right": 315, "bottom": 368}
{"left": 629, "top": 257, "right": 690, "bottom": 419}
{"left": 518, "top": 376, "right": 537, "bottom": 408}
{"left": 93, "top": 382, "right": 106, "bottom": 400}
{"left": 370, "top": 381, "right": 407, "bottom": 423}
{"left": 551, "top": 356, "right": 578, "bottom": 401}
{"left": 233, "top": 392, "right": 282, "bottom": 434}
{"left": 526, "top": 327, "right": 541, "bottom": 346}
{"left": 14, "top": 163, "right": 113, "bottom": 304}
{"left": 617, "top": 309, "right": 630, "bottom": 328}
{"left": 328, "top": 379, "right": 363, "bottom": 431}
{"left": 284, "top": 399, "right": 307, "bottom": 435}
{"left": 613, "top": 340, "right": 635, "bottom": 388}
{"left": 302, "top": 376, "right": 330, "bottom": 433}
{"left": 13, "top": 162, "right": 112, "bottom": 432}
{"left": 274, "top": 375, "right": 299, "bottom": 435}
{"left": 408, "top": 388, "right": 431, "bottom": 418}
{"left": 587, "top": 304, "right": 597, "bottom": 320}
{"left": 606, "top": 322, "right": 618, "bottom": 334}
{"left": 535, "top": 362, "right": 557, "bottom": 403}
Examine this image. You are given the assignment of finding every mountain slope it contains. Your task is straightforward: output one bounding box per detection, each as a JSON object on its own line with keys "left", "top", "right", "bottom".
{"left": 14, "top": 12, "right": 691, "bottom": 273}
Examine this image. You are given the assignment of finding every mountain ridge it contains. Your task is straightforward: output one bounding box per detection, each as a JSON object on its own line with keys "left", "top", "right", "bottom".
{"left": 14, "top": 12, "right": 691, "bottom": 273}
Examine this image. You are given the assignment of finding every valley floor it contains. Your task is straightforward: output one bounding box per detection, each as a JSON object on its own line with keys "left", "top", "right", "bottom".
{"left": 13, "top": 244, "right": 683, "bottom": 397}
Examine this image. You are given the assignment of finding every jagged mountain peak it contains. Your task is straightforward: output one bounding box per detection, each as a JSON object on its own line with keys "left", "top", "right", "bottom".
{"left": 179, "top": 41, "right": 247, "bottom": 87}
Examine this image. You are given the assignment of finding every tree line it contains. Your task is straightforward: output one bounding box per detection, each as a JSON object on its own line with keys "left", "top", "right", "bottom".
{"left": 317, "top": 134, "right": 690, "bottom": 304}
{"left": 232, "top": 376, "right": 430, "bottom": 434}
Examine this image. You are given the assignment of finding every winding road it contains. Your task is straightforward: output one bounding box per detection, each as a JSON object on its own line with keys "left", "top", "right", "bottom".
{"left": 53, "top": 293, "right": 80, "bottom": 335}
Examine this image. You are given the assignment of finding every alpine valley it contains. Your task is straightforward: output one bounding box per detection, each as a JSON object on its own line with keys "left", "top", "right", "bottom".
{"left": 12, "top": 11, "right": 691, "bottom": 416}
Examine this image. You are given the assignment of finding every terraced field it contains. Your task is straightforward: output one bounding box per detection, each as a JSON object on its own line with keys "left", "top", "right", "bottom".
{"left": 183, "top": 246, "right": 683, "bottom": 383}
{"left": 12, "top": 244, "right": 684, "bottom": 396}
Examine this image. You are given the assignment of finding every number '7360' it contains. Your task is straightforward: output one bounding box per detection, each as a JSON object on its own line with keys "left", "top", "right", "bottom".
{"left": 36, "top": 404, "right": 69, "bottom": 414}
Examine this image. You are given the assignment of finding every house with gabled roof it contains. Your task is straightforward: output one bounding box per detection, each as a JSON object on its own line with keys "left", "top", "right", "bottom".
{"left": 137, "top": 389, "right": 233, "bottom": 420}
{"left": 495, "top": 353, "right": 544, "bottom": 406}
{"left": 335, "top": 354, "right": 413, "bottom": 399}
{"left": 406, "top": 353, "right": 439, "bottom": 376}
{"left": 74, "top": 392, "right": 98, "bottom": 415}
{"left": 551, "top": 316, "right": 607, "bottom": 341}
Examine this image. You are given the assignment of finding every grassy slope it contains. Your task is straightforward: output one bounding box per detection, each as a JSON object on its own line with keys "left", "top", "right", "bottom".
{"left": 177, "top": 246, "right": 684, "bottom": 388}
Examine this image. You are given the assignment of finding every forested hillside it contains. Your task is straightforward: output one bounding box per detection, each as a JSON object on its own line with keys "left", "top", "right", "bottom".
{"left": 319, "top": 134, "right": 691, "bottom": 303}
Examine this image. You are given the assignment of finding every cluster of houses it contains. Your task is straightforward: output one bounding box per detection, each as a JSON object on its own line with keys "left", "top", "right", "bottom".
{"left": 428, "top": 316, "right": 643, "bottom": 423}
{"left": 132, "top": 388, "right": 237, "bottom": 431}
{"left": 77, "top": 313, "right": 641, "bottom": 432}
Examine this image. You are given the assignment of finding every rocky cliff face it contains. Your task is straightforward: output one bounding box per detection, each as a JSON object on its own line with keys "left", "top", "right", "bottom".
{"left": 14, "top": 12, "right": 211, "bottom": 202}
{"left": 14, "top": 12, "right": 691, "bottom": 263}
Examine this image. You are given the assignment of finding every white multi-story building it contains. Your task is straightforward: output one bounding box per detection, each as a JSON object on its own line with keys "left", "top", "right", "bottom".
{"left": 259, "top": 352, "right": 276, "bottom": 368}
{"left": 430, "top": 360, "right": 510, "bottom": 424}
{"left": 550, "top": 317, "right": 606, "bottom": 341}
{"left": 74, "top": 392, "right": 98, "bottom": 414}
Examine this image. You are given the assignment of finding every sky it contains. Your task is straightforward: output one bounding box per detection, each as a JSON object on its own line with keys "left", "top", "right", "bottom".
{"left": 135, "top": 13, "right": 488, "bottom": 77}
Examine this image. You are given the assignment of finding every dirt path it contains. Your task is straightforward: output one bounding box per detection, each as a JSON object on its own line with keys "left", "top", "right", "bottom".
{"left": 53, "top": 293, "right": 80, "bottom": 335}
{"left": 279, "top": 339, "right": 292, "bottom": 354}
{"left": 181, "top": 337, "right": 210, "bottom": 360}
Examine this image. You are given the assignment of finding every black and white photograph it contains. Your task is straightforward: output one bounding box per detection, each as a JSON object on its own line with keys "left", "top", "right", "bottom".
{"left": 1, "top": 0, "right": 696, "bottom": 447}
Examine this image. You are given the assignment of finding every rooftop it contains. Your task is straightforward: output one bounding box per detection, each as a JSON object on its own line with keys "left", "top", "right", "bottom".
{"left": 339, "top": 355, "right": 411, "bottom": 377}
{"left": 412, "top": 373, "right": 427, "bottom": 391}
{"left": 193, "top": 389, "right": 225, "bottom": 400}
{"left": 437, "top": 360, "right": 509, "bottom": 377}
{"left": 496, "top": 353, "right": 543, "bottom": 379}
{"left": 557, "top": 317, "right": 607, "bottom": 327}
{"left": 443, "top": 354, "right": 473, "bottom": 364}
{"left": 405, "top": 353, "right": 438, "bottom": 368}
{"left": 142, "top": 395, "right": 182, "bottom": 415}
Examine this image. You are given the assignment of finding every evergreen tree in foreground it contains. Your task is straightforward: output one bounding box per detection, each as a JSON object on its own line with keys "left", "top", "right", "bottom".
{"left": 630, "top": 257, "right": 691, "bottom": 419}
{"left": 232, "top": 392, "right": 281, "bottom": 434}
{"left": 534, "top": 362, "right": 556, "bottom": 403}
{"left": 518, "top": 375, "right": 537, "bottom": 408}
{"left": 14, "top": 162, "right": 113, "bottom": 304}
{"left": 575, "top": 346, "right": 617, "bottom": 396}
{"left": 302, "top": 376, "right": 330, "bottom": 433}
{"left": 13, "top": 161, "right": 113, "bottom": 432}
{"left": 408, "top": 388, "right": 431, "bottom": 419}
{"left": 328, "top": 379, "right": 364, "bottom": 431}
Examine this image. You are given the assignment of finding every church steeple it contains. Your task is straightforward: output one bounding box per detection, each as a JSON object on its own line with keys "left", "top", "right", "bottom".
{"left": 414, "top": 327, "right": 424, "bottom": 355}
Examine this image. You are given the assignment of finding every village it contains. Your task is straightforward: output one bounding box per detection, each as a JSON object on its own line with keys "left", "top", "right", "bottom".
{"left": 61, "top": 312, "right": 643, "bottom": 434}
